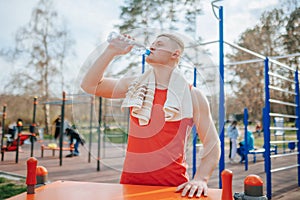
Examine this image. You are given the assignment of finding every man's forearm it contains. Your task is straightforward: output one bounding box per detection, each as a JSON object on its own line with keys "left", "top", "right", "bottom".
{"left": 194, "top": 140, "right": 220, "bottom": 182}
{"left": 81, "top": 48, "right": 116, "bottom": 93}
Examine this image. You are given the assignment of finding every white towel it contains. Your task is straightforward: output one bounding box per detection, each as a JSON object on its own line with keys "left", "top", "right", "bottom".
{"left": 121, "top": 68, "right": 193, "bottom": 126}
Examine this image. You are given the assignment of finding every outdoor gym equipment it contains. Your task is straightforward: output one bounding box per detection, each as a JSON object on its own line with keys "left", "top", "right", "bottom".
{"left": 0, "top": 97, "right": 38, "bottom": 163}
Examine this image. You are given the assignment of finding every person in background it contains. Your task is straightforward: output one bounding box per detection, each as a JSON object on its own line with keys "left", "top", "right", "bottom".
{"left": 65, "top": 125, "right": 85, "bottom": 157}
{"left": 16, "top": 118, "right": 23, "bottom": 133}
{"left": 53, "top": 115, "right": 61, "bottom": 140}
{"left": 227, "top": 120, "right": 239, "bottom": 163}
{"left": 237, "top": 130, "right": 254, "bottom": 163}
{"left": 255, "top": 121, "right": 262, "bottom": 137}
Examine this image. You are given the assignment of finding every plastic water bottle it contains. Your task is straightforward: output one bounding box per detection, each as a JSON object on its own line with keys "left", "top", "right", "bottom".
{"left": 107, "top": 31, "right": 150, "bottom": 56}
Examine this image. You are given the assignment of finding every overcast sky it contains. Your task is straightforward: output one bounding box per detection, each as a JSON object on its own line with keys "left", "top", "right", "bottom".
{"left": 0, "top": 0, "right": 280, "bottom": 94}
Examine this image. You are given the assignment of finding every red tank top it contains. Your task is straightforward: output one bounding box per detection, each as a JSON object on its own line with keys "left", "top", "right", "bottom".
{"left": 120, "top": 88, "right": 193, "bottom": 186}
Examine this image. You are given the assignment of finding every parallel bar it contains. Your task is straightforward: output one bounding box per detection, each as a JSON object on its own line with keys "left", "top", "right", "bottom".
{"left": 268, "top": 72, "right": 296, "bottom": 83}
{"left": 269, "top": 85, "right": 296, "bottom": 95}
{"left": 225, "top": 58, "right": 262, "bottom": 66}
{"left": 271, "top": 152, "right": 299, "bottom": 159}
{"left": 224, "top": 41, "right": 265, "bottom": 60}
{"left": 270, "top": 52, "right": 300, "bottom": 60}
{"left": 269, "top": 58, "right": 296, "bottom": 72}
{"left": 270, "top": 140, "right": 298, "bottom": 144}
{"left": 269, "top": 127, "right": 298, "bottom": 131}
{"left": 269, "top": 99, "right": 297, "bottom": 107}
{"left": 271, "top": 164, "right": 299, "bottom": 173}
{"left": 269, "top": 113, "right": 298, "bottom": 119}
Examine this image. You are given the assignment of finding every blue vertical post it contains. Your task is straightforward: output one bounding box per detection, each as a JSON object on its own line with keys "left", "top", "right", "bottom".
{"left": 294, "top": 70, "right": 300, "bottom": 186}
{"left": 97, "top": 97, "right": 102, "bottom": 171}
{"left": 244, "top": 108, "right": 248, "bottom": 171}
{"left": 218, "top": 6, "right": 225, "bottom": 189}
{"left": 192, "top": 67, "right": 197, "bottom": 177}
{"left": 264, "top": 58, "right": 272, "bottom": 199}
{"left": 142, "top": 54, "right": 146, "bottom": 74}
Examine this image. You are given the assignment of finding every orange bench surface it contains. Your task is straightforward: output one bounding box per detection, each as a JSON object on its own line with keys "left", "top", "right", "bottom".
{"left": 9, "top": 181, "right": 222, "bottom": 200}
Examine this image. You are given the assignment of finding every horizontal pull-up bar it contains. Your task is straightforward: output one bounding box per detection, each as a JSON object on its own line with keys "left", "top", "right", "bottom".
{"left": 271, "top": 164, "right": 299, "bottom": 173}
{"left": 269, "top": 126, "right": 298, "bottom": 131}
{"left": 271, "top": 152, "right": 298, "bottom": 159}
{"left": 189, "top": 40, "right": 296, "bottom": 72}
{"left": 269, "top": 99, "right": 297, "bottom": 107}
{"left": 270, "top": 140, "right": 299, "bottom": 144}
{"left": 268, "top": 72, "right": 296, "bottom": 83}
{"left": 268, "top": 85, "right": 296, "bottom": 95}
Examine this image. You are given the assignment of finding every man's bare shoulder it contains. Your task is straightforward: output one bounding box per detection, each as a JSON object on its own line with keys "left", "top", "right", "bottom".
{"left": 191, "top": 87, "right": 208, "bottom": 103}
{"left": 190, "top": 86, "right": 210, "bottom": 113}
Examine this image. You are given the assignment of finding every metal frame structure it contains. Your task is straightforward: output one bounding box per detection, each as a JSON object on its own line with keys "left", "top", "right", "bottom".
{"left": 263, "top": 58, "right": 300, "bottom": 199}
{"left": 0, "top": 98, "right": 37, "bottom": 163}
{"left": 41, "top": 92, "right": 100, "bottom": 168}
{"left": 202, "top": 3, "right": 300, "bottom": 197}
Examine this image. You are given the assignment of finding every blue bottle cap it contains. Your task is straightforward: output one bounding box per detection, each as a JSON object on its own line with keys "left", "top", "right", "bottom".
{"left": 145, "top": 49, "right": 151, "bottom": 56}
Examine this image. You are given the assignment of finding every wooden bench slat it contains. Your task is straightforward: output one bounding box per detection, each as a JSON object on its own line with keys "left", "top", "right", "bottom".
{"left": 41, "top": 145, "right": 74, "bottom": 157}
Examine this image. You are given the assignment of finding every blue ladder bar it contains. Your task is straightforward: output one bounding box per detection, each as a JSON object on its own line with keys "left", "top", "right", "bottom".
{"left": 294, "top": 69, "right": 300, "bottom": 187}
{"left": 244, "top": 108, "right": 248, "bottom": 171}
{"left": 218, "top": 5, "right": 225, "bottom": 189}
{"left": 264, "top": 58, "right": 272, "bottom": 199}
{"left": 192, "top": 67, "right": 197, "bottom": 177}
{"left": 142, "top": 54, "right": 145, "bottom": 74}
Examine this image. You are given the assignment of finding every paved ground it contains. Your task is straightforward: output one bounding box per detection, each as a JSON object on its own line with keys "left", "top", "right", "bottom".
{"left": 0, "top": 139, "right": 299, "bottom": 199}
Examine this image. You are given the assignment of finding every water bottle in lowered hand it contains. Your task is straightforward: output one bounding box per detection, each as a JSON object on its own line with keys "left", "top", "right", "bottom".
{"left": 107, "top": 31, "right": 150, "bottom": 56}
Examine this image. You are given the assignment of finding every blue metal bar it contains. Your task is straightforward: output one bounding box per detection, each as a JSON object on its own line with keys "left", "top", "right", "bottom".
{"left": 294, "top": 70, "right": 300, "bottom": 186}
{"left": 192, "top": 67, "right": 197, "bottom": 177}
{"left": 264, "top": 58, "right": 272, "bottom": 199}
{"left": 218, "top": 6, "right": 225, "bottom": 189}
{"left": 142, "top": 54, "right": 145, "bottom": 74}
{"left": 97, "top": 97, "right": 102, "bottom": 171}
{"left": 244, "top": 108, "right": 248, "bottom": 171}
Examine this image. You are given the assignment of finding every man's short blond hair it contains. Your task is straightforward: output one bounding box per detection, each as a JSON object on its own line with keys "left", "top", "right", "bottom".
{"left": 157, "top": 33, "right": 185, "bottom": 53}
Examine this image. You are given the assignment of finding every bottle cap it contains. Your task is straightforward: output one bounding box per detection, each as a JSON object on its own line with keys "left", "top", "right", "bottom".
{"left": 145, "top": 49, "right": 151, "bottom": 56}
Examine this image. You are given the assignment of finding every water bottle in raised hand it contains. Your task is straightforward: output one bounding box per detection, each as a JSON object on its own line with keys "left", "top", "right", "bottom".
{"left": 107, "top": 31, "right": 150, "bottom": 56}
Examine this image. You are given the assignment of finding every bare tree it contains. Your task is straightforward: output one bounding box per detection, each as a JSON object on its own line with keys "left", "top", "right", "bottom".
{"left": 226, "top": 9, "right": 285, "bottom": 121}
{"left": 226, "top": 5, "right": 300, "bottom": 121}
{"left": 1, "top": 0, "right": 74, "bottom": 134}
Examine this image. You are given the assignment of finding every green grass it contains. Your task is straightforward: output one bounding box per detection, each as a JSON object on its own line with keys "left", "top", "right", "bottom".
{"left": 0, "top": 177, "right": 27, "bottom": 199}
{"left": 104, "top": 127, "right": 128, "bottom": 144}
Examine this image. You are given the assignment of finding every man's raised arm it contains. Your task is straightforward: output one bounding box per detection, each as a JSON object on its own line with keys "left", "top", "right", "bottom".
{"left": 81, "top": 39, "right": 133, "bottom": 98}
